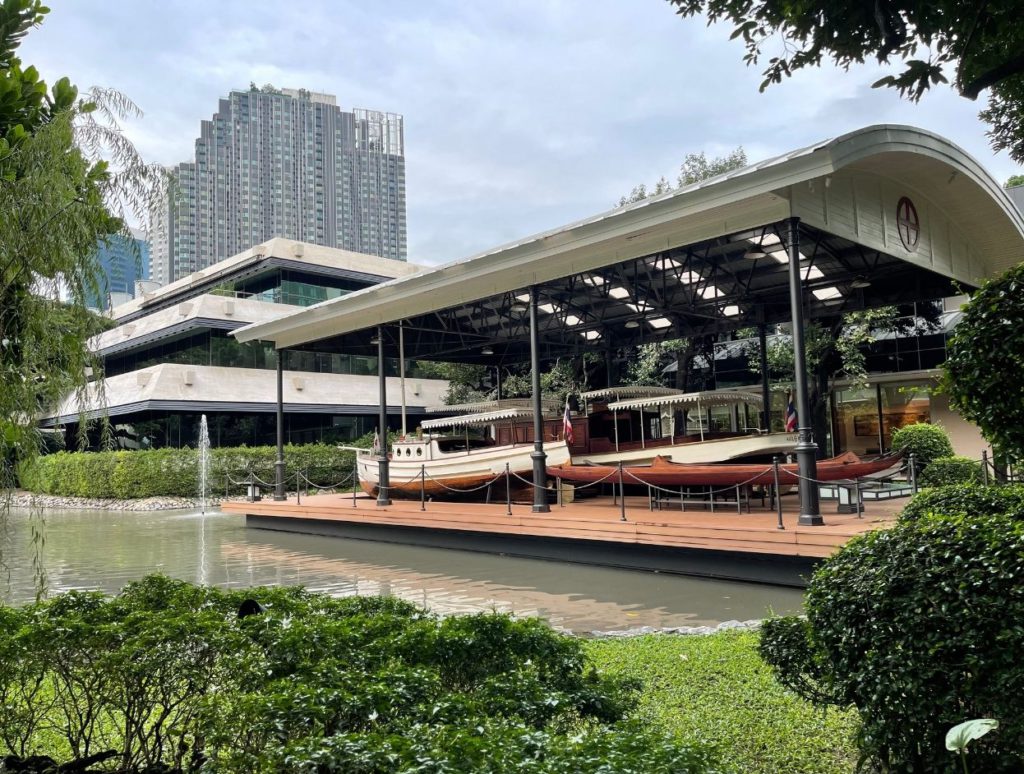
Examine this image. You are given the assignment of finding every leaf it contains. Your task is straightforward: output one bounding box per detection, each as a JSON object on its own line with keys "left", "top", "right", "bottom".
{"left": 945, "top": 718, "right": 999, "bottom": 752}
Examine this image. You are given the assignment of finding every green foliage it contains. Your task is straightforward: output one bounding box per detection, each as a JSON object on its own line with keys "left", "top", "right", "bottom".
{"left": 1006, "top": 174, "right": 1024, "bottom": 188}
{"left": 667, "top": 0, "right": 1024, "bottom": 162}
{"left": 918, "top": 455, "right": 985, "bottom": 487}
{"left": 617, "top": 147, "right": 746, "bottom": 205}
{"left": 899, "top": 482, "right": 1024, "bottom": 522}
{"left": 587, "top": 632, "right": 858, "bottom": 774}
{"left": 0, "top": 577, "right": 716, "bottom": 772}
{"left": 945, "top": 262, "right": 1024, "bottom": 461}
{"left": 891, "top": 422, "right": 955, "bottom": 470}
{"left": 18, "top": 444, "right": 360, "bottom": 498}
{"left": 760, "top": 514, "right": 1024, "bottom": 772}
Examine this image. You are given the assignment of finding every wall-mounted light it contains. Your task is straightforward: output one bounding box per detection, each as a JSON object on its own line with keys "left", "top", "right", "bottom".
{"left": 481, "top": 345, "right": 494, "bottom": 355}
{"left": 625, "top": 320, "right": 640, "bottom": 329}
{"left": 850, "top": 276, "right": 871, "bottom": 289}
{"left": 369, "top": 334, "right": 381, "bottom": 345}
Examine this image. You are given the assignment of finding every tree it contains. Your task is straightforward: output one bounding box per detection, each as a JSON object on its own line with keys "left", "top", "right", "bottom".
{"left": 1006, "top": 174, "right": 1024, "bottom": 188}
{"left": 0, "top": 1, "right": 163, "bottom": 582}
{"left": 667, "top": 0, "right": 1024, "bottom": 162}
{"left": 617, "top": 149, "right": 748, "bottom": 392}
{"left": 617, "top": 148, "right": 747, "bottom": 206}
{"left": 944, "top": 262, "right": 1024, "bottom": 462}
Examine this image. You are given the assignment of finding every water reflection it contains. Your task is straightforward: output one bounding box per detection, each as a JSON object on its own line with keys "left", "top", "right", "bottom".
{"left": 1, "top": 508, "right": 804, "bottom": 632}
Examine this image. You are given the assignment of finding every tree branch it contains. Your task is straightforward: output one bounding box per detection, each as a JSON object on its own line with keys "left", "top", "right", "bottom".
{"left": 961, "top": 50, "right": 1024, "bottom": 100}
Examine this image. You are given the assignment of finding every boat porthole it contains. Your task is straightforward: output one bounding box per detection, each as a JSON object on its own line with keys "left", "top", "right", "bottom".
{"left": 416, "top": 447, "right": 423, "bottom": 456}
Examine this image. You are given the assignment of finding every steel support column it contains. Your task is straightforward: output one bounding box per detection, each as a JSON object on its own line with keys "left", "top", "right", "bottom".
{"left": 758, "top": 323, "right": 771, "bottom": 431}
{"left": 274, "top": 349, "right": 286, "bottom": 501}
{"left": 529, "top": 286, "right": 550, "bottom": 513}
{"left": 376, "top": 327, "right": 392, "bottom": 506}
{"left": 786, "top": 217, "right": 823, "bottom": 525}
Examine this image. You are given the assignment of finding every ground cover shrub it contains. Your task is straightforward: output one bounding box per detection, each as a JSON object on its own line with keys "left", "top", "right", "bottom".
{"left": 917, "top": 455, "right": 984, "bottom": 487}
{"left": 899, "top": 482, "right": 1024, "bottom": 522}
{"left": 760, "top": 513, "right": 1024, "bottom": 772}
{"left": 891, "top": 422, "right": 954, "bottom": 473}
{"left": 17, "top": 443, "right": 360, "bottom": 499}
{"left": 0, "top": 576, "right": 718, "bottom": 773}
{"left": 585, "top": 632, "right": 858, "bottom": 774}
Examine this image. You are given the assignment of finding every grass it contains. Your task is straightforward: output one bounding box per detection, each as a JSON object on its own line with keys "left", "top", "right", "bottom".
{"left": 585, "top": 631, "right": 858, "bottom": 774}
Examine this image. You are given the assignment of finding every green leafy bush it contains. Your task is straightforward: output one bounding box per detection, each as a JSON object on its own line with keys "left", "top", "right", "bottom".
{"left": 760, "top": 514, "right": 1024, "bottom": 772}
{"left": 891, "top": 422, "right": 954, "bottom": 472}
{"left": 917, "top": 455, "right": 984, "bottom": 487}
{"left": 17, "top": 443, "right": 360, "bottom": 498}
{"left": 900, "top": 483, "right": 1024, "bottom": 522}
{"left": 0, "top": 577, "right": 717, "bottom": 773}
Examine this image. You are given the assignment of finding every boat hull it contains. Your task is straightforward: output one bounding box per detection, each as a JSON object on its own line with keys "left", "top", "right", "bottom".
{"left": 549, "top": 452, "right": 904, "bottom": 488}
{"left": 575, "top": 432, "right": 798, "bottom": 465}
{"left": 359, "top": 440, "right": 571, "bottom": 499}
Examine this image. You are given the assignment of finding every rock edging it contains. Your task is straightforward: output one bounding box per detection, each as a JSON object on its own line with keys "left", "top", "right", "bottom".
{"left": 587, "top": 619, "right": 763, "bottom": 638}
{"left": 8, "top": 491, "right": 229, "bottom": 512}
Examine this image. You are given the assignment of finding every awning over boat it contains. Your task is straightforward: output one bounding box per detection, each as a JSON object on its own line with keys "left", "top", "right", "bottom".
{"left": 426, "top": 398, "right": 560, "bottom": 414}
{"left": 609, "top": 389, "right": 764, "bottom": 411}
{"left": 580, "top": 386, "right": 683, "bottom": 402}
{"left": 421, "top": 408, "right": 537, "bottom": 429}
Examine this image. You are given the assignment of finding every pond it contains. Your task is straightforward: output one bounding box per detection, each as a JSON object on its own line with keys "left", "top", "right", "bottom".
{"left": 1, "top": 507, "right": 805, "bottom": 632}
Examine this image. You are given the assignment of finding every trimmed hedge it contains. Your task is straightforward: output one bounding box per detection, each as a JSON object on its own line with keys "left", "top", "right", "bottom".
{"left": 761, "top": 513, "right": 1024, "bottom": 772}
{"left": 18, "top": 443, "right": 363, "bottom": 499}
{"left": 917, "top": 455, "right": 984, "bottom": 487}
{"left": 899, "top": 482, "right": 1024, "bottom": 522}
{"left": 891, "top": 422, "right": 954, "bottom": 472}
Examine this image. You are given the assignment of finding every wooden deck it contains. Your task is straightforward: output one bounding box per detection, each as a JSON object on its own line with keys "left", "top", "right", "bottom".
{"left": 222, "top": 490, "right": 902, "bottom": 587}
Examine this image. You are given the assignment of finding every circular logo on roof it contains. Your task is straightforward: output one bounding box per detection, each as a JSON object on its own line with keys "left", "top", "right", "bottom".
{"left": 896, "top": 196, "right": 920, "bottom": 252}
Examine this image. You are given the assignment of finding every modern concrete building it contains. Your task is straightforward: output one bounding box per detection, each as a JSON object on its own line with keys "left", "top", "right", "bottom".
{"left": 151, "top": 86, "right": 406, "bottom": 285}
{"left": 43, "top": 239, "right": 445, "bottom": 449}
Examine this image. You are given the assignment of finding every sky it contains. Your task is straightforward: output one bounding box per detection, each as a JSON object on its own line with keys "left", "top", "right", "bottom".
{"left": 21, "top": 0, "right": 1024, "bottom": 266}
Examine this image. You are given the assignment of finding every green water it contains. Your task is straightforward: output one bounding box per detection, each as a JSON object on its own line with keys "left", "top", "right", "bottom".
{"left": 1, "top": 507, "right": 804, "bottom": 632}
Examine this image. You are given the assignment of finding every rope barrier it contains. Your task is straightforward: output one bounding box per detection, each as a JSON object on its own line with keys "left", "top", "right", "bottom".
{"left": 422, "top": 468, "right": 503, "bottom": 493}
{"left": 622, "top": 465, "right": 774, "bottom": 498}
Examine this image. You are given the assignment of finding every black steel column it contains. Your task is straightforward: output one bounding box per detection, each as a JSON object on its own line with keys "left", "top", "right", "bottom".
{"left": 376, "top": 327, "right": 392, "bottom": 506}
{"left": 529, "top": 286, "right": 550, "bottom": 513}
{"left": 758, "top": 323, "right": 771, "bottom": 431}
{"left": 786, "top": 217, "right": 823, "bottom": 525}
{"left": 875, "top": 382, "right": 886, "bottom": 453}
{"left": 274, "top": 349, "right": 286, "bottom": 501}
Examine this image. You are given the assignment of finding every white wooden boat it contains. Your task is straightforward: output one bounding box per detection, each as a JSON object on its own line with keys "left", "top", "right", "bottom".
{"left": 575, "top": 387, "right": 798, "bottom": 465}
{"left": 356, "top": 404, "right": 570, "bottom": 498}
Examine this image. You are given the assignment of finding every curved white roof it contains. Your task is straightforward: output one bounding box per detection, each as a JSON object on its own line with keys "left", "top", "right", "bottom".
{"left": 235, "top": 125, "right": 1024, "bottom": 350}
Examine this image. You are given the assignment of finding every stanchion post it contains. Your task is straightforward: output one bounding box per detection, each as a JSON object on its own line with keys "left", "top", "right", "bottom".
{"left": 773, "top": 456, "right": 784, "bottom": 530}
{"left": 909, "top": 453, "right": 918, "bottom": 493}
{"left": 352, "top": 457, "right": 358, "bottom": 508}
{"left": 854, "top": 476, "right": 863, "bottom": 519}
{"left": 505, "top": 462, "right": 512, "bottom": 516}
{"left": 617, "top": 461, "right": 627, "bottom": 522}
{"left": 296, "top": 471, "right": 301, "bottom": 505}
{"left": 420, "top": 464, "right": 426, "bottom": 512}
{"left": 557, "top": 477, "right": 563, "bottom": 508}
{"left": 982, "top": 450, "right": 990, "bottom": 485}
{"left": 248, "top": 471, "right": 254, "bottom": 503}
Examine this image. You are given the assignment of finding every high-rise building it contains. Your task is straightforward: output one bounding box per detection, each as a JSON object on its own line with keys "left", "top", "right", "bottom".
{"left": 151, "top": 86, "right": 406, "bottom": 285}
{"left": 88, "top": 229, "right": 151, "bottom": 310}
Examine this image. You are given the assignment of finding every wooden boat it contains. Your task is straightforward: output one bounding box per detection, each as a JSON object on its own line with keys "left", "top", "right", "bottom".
{"left": 574, "top": 387, "right": 798, "bottom": 465}
{"left": 356, "top": 404, "right": 571, "bottom": 498}
{"left": 548, "top": 450, "right": 904, "bottom": 488}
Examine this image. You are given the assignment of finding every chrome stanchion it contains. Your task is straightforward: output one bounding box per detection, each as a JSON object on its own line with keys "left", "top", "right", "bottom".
{"left": 617, "top": 461, "right": 627, "bottom": 522}
{"left": 557, "top": 477, "right": 563, "bottom": 508}
{"left": 420, "top": 464, "right": 426, "bottom": 512}
{"left": 505, "top": 462, "right": 512, "bottom": 516}
{"left": 773, "top": 456, "right": 784, "bottom": 530}
{"left": 352, "top": 457, "right": 358, "bottom": 508}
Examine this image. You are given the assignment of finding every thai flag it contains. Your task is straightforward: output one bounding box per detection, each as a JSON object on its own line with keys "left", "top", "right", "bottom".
{"left": 563, "top": 399, "right": 574, "bottom": 444}
{"left": 371, "top": 429, "right": 381, "bottom": 455}
{"left": 785, "top": 391, "right": 798, "bottom": 432}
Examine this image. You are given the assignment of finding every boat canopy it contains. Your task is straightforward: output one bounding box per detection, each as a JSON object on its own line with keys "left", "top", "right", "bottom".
{"left": 609, "top": 389, "right": 763, "bottom": 411}
{"left": 426, "top": 398, "right": 560, "bottom": 415}
{"left": 580, "top": 386, "right": 683, "bottom": 402}
{"left": 420, "top": 407, "right": 536, "bottom": 429}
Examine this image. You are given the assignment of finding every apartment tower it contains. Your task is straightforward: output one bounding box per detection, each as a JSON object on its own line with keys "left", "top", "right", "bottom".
{"left": 152, "top": 87, "right": 406, "bottom": 284}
